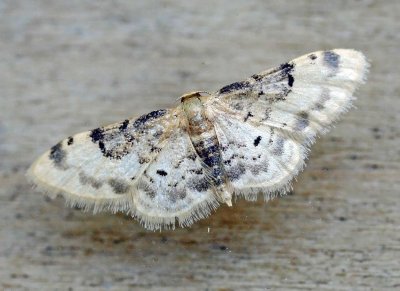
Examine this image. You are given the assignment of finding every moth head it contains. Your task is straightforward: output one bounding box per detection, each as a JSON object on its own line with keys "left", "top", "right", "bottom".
{"left": 180, "top": 91, "right": 210, "bottom": 103}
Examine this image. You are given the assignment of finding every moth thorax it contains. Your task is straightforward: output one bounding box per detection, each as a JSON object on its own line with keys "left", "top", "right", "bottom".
{"left": 182, "top": 95, "right": 213, "bottom": 137}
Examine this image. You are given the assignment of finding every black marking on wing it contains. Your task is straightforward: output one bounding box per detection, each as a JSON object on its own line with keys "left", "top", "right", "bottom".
{"left": 253, "top": 136, "right": 262, "bottom": 147}
{"left": 89, "top": 109, "right": 167, "bottom": 160}
{"left": 133, "top": 109, "right": 167, "bottom": 128}
{"left": 67, "top": 137, "right": 74, "bottom": 146}
{"left": 196, "top": 144, "right": 219, "bottom": 158}
{"left": 279, "top": 62, "right": 294, "bottom": 74}
{"left": 308, "top": 54, "right": 317, "bottom": 60}
{"left": 250, "top": 62, "right": 296, "bottom": 102}
{"left": 156, "top": 170, "right": 168, "bottom": 176}
{"left": 98, "top": 141, "right": 107, "bottom": 155}
{"left": 119, "top": 119, "right": 129, "bottom": 131}
{"left": 150, "top": 146, "right": 162, "bottom": 153}
{"left": 90, "top": 128, "right": 104, "bottom": 143}
{"left": 288, "top": 74, "right": 294, "bottom": 87}
{"left": 218, "top": 81, "right": 251, "bottom": 94}
{"left": 89, "top": 127, "right": 110, "bottom": 158}
{"left": 279, "top": 62, "right": 295, "bottom": 88}
{"left": 244, "top": 111, "right": 254, "bottom": 122}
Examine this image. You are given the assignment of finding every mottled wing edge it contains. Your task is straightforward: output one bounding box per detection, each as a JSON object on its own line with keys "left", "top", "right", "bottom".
{"left": 216, "top": 49, "right": 370, "bottom": 98}
{"left": 138, "top": 198, "right": 219, "bottom": 231}
{"left": 26, "top": 156, "right": 130, "bottom": 213}
{"left": 291, "top": 49, "right": 370, "bottom": 147}
{"left": 27, "top": 152, "right": 221, "bottom": 230}
{"left": 293, "top": 49, "right": 370, "bottom": 143}
{"left": 213, "top": 49, "right": 370, "bottom": 144}
{"left": 212, "top": 49, "right": 370, "bottom": 200}
{"left": 26, "top": 131, "right": 220, "bottom": 231}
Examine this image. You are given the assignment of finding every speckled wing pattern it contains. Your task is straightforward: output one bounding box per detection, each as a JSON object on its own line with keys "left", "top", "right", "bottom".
{"left": 208, "top": 49, "right": 368, "bottom": 200}
{"left": 28, "top": 107, "right": 221, "bottom": 229}
{"left": 28, "top": 49, "right": 369, "bottom": 230}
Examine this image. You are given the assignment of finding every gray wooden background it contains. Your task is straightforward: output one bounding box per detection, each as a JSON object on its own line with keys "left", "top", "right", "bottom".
{"left": 1, "top": 1, "right": 399, "bottom": 290}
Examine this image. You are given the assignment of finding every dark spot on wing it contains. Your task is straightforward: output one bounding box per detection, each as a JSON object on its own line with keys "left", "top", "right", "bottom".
{"left": 308, "top": 54, "right": 317, "bottom": 60}
{"left": 226, "top": 164, "right": 246, "bottom": 181}
{"left": 204, "top": 155, "right": 220, "bottom": 167}
{"left": 288, "top": 74, "right": 294, "bottom": 87}
{"left": 139, "top": 156, "right": 150, "bottom": 164}
{"left": 108, "top": 178, "right": 130, "bottom": 194}
{"left": 98, "top": 141, "right": 106, "bottom": 153}
{"left": 90, "top": 128, "right": 104, "bottom": 142}
{"left": 168, "top": 189, "right": 187, "bottom": 203}
{"left": 324, "top": 51, "right": 340, "bottom": 69}
{"left": 150, "top": 146, "right": 161, "bottom": 153}
{"left": 49, "top": 142, "right": 67, "bottom": 169}
{"left": 313, "top": 88, "right": 331, "bottom": 111}
{"left": 156, "top": 169, "right": 168, "bottom": 176}
{"left": 272, "top": 138, "right": 285, "bottom": 156}
{"left": 253, "top": 136, "right": 262, "bottom": 147}
{"left": 250, "top": 161, "right": 269, "bottom": 175}
{"left": 187, "top": 153, "right": 197, "bottom": 161}
{"left": 67, "top": 137, "right": 74, "bottom": 146}
{"left": 218, "top": 81, "right": 251, "bottom": 94}
{"left": 119, "top": 119, "right": 129, "bottom": 131}
{"left": 133, "top": 109, "right": 167, "bottom": 128}
{"left": 197, "top": 145, "right": 218, "bottom": 158}
{"left": 212, "top": 167, "right": 222, "bottom": 178}
{"left": 279, "top": 62, "right": 295, "bottom": 73}
{"left": 296, "top": 111, "right": 310, "bottom": 130}
{"left": 251, "top": 74, "right": 263, "bottom": 81}
{"left": 189, "top": 177, "right": 210, "bottom": 192}
{"left": 143, "top": 184, "right": 156, "bottom": 199}
{"left": 189, "top": 168, "right": 203, "bottom": 175}
{"left": 244, "top": 111, "right": 254, "bottom": 122}
{"left": 79, "top": 172, "right": 103, "bottom": 189}
{"left": 92, "top": 110, "right": 164, "bottom": 160}
{"left": 90, "top": 127, "right": 116, "bottom": 159}
{"left": 278, "top": 62, "right": 295, "bottom": 88}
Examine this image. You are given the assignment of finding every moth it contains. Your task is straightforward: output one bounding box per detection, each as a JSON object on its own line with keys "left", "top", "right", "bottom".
{"left": 28, "top": 49, "right": 369, "bottom": 230}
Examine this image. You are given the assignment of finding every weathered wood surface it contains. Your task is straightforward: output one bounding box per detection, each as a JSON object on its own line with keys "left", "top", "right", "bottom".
{"left": 1, "top": 1, "right": 399, "bottom": 290}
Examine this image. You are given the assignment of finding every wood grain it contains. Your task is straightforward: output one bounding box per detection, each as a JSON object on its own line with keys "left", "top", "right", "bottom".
{"left": 1, "top": 1, "right": 399, "bottom": 290}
